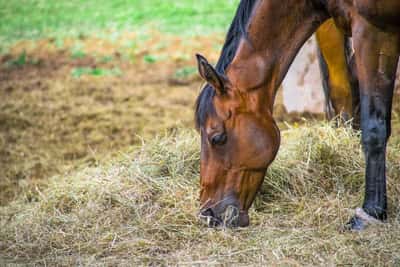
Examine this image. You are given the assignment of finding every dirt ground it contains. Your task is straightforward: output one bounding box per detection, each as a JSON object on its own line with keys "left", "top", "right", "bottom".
{"left": 0, "top": 33, "right": 214, "bottom": 203}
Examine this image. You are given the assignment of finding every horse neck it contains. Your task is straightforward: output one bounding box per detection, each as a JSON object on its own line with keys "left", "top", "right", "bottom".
{"left": 227, "top": 0, "right": 328, "bottom": 114}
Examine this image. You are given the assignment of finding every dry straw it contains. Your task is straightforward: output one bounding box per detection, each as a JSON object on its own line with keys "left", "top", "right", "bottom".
{"left": 1, "top": 122, "right": 399, "bottom": 266}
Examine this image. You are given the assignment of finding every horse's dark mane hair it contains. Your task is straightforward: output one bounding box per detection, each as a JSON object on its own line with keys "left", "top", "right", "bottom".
{"left": 194, "top": 0, "right": 258, "bottom": 130}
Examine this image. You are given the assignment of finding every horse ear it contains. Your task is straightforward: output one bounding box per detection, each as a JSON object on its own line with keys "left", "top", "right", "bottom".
{"left": 196, "top": 54, "right": 226, "bottom": 95}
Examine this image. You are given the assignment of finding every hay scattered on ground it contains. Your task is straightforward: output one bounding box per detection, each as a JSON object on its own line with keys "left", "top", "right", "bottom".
{"left": 1, "top": 123, "right": 399, "bottom": 266}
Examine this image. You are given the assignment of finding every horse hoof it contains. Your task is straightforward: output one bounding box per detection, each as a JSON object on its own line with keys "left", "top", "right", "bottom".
{"left": 345, "top": 207, "right": 383, "bottom": 231}
{"left": 346, "top": 215, "right": 367, "bottom": 231}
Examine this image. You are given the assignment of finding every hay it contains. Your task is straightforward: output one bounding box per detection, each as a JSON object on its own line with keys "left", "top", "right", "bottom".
{"left": 1, "top": 122, "right": 399, "bottom": 266}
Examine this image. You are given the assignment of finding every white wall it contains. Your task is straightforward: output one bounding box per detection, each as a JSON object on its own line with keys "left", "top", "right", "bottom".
{"left": 281, "top": 36, "right": 325, "bottom": 114}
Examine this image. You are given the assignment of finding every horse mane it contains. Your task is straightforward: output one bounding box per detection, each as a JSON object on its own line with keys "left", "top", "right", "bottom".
{"left": 194, "top": 0, "right": 258, "bottom": 130}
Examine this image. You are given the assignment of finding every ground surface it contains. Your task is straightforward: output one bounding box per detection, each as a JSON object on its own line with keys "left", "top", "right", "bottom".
{"left": 0, "top": 1, "right": 399, "bottom": 266}
{"left": 0, "top": 32, "right": 224, "bottom": 204}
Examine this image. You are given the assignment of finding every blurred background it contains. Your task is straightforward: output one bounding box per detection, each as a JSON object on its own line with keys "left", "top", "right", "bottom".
{"left": 0, "top": 0, "right": 240, "bottom": 203}
{"left": 0, "top": 0, "right": 397, "bottom": 205}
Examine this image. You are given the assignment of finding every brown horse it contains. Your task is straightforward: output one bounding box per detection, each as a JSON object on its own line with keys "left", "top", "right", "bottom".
{"left": 316, "top": 18, "right": 360, "bottom": 126}
{"left": 316, "top": 19, "right": 359, "bottom": 123}
{"left": 195, "top": 0, "right": 399, "bottom": 230}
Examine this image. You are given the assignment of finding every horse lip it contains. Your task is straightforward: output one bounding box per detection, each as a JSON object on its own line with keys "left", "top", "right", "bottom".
{"left": 198, "top": 209, "right": 250, "bottom": 228}
{"left": 199, "top": 204, "right": 248, "bottom": 228}
{"left": 199, "top": 193, "right": 243, "bottom": 227}
{"left": 238, "top": 210, "right": 250, "bottom": 227}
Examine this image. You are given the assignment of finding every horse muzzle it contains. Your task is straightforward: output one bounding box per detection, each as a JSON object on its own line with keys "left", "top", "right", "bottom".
{"left": 199, "top": 205, "right": 250, "bottom": 228}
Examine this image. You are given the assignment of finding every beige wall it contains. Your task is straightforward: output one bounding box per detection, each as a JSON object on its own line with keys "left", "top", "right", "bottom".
{"left": 282, "top": 36, "right": 324, "bottom": 114}
{"left": 282, "top": 36, "right": 400, "bottom": 114}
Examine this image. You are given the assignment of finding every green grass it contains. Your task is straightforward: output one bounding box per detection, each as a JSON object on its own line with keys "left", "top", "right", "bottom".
{"left": 71, "top": 67, "right": 122, "bottom": 78}
{"left": 0, "top": 0, "right": 240, "bottom": 45}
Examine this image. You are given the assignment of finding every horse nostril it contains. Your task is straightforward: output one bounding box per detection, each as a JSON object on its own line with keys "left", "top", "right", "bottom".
{"left": 199, "top": 208, "right": 221, "bottom": 227}
{"left": 200, "top": 207, "right": 214, "bottom": 217}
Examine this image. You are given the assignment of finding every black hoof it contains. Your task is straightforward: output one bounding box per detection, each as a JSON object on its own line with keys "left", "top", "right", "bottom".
{"left": 344, "top": 207, "right": 384, "bottom": 231}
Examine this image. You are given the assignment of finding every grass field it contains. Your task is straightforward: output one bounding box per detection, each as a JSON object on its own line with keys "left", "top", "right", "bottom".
{"left": 0, "top": 0, "right": 239, "bottom": 47}
{"left": 1, "top": 0, "right": 400, "bottom": 266}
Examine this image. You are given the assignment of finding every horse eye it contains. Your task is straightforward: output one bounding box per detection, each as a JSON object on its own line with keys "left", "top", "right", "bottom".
{"left": 210, "top": 133, "right": 227, "bottom": 146}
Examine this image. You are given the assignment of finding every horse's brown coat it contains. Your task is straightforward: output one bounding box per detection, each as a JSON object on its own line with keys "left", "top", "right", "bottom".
{"left": 196, "top": 0, "right": 400, "bottom": 228}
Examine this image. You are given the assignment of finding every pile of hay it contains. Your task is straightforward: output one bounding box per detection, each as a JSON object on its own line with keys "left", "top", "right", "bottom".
{"left": 1, "top": 123, "right": 399, "bottom": 265}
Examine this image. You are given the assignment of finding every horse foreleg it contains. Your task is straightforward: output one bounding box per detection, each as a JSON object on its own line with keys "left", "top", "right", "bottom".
{"left": 347, "top": 16, "right": 399, "bottom": 230}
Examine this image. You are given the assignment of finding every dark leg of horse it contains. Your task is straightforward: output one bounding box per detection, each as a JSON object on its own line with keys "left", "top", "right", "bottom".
{"left": 346, "top": 44, "right": 361, "bottom": 129}
{"left": 348, "top": 17, "right": 399, "bottom": 230}
{"left": 316, "top": 45, "right": 335, "bottom": 120}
